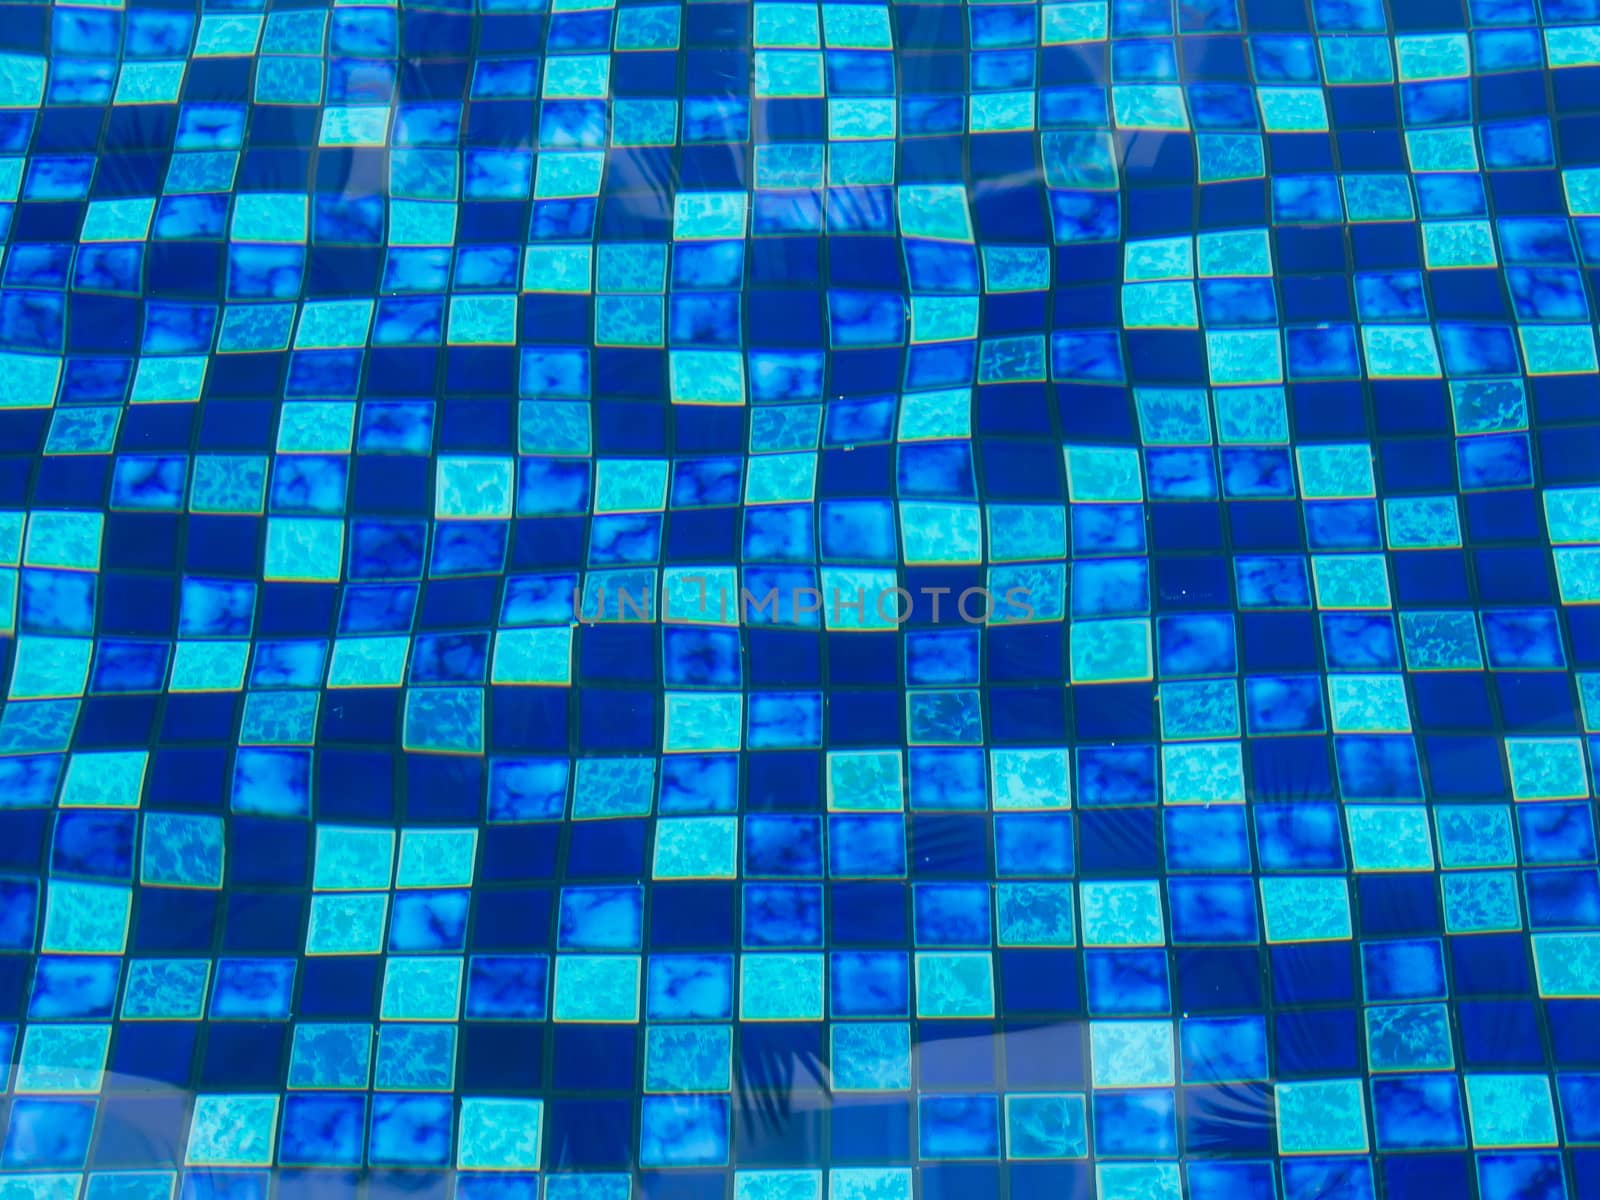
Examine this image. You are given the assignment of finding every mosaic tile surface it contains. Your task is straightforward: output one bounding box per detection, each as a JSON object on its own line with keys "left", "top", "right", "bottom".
{"left": 4, "top": 0, "right": 1600, "bottom": 1197}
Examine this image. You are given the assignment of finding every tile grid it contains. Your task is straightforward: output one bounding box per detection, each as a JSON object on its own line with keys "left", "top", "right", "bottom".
{"left": 2, "top": 1, "right": 1600, "bottom": 1200}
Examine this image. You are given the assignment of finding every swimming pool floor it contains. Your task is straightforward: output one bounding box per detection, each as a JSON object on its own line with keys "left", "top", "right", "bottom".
{"left": 4, "top": 0, "right": 1600, "bottom": 1197}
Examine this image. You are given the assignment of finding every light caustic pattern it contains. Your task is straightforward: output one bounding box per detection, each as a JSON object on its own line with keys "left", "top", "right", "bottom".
{"left": 3, "top": 1, "right": 1600, "bottom": 1200}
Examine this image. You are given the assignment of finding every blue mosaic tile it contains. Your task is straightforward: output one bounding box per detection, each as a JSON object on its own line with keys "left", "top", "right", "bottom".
{"left": 4, "top": 0, "right": 1600, "bottom": 1197}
